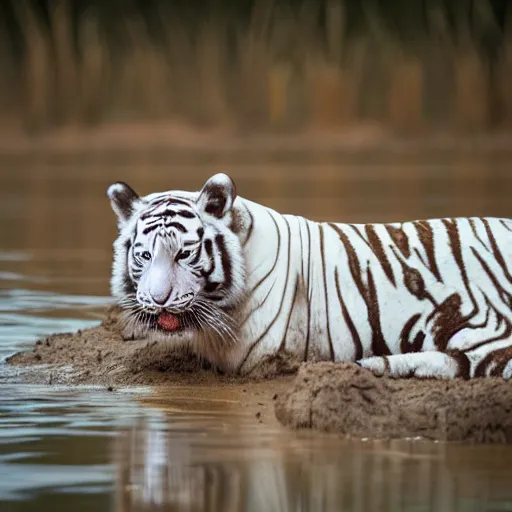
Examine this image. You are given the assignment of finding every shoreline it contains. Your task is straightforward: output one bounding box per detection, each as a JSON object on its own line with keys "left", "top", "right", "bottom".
{"left": 1, "top": 123, "right": 512, "bottom": 159}
{"left": 6, "top": 307, "right": 512, "bottom": 443}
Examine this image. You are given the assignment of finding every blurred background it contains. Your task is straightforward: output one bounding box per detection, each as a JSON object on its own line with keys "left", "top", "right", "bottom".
{"left": 1, "top": 0, "right": 512, "bottom": 298}
{"left": 0, "top": 0, "right": 511, "bottom": 134}
{"left": 1, "top": 1, "right": 512, "bottom": 510}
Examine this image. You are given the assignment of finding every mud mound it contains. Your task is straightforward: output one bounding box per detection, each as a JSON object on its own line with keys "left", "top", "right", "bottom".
{"left": 275, "top": 362, "right": 512, "bottom": 443}
{"left": 6, "top": 306, "right": 299, "bottom": 386}
{"left": 7, "top": 308, "right": 512, "bottom": 442}
{"left": 7, "top": 307, "right": 224, "bottom": 386}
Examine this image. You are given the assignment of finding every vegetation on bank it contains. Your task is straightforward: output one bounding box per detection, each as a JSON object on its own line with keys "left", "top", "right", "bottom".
{"left": 0, "top": 0, "right": 510, "bottom": 134}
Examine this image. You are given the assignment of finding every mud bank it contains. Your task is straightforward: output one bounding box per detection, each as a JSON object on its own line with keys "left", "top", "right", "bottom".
{"left": 6, "top": 307, "right": 296, "bottom": 386}
{"left": 276, "top": 363, "right": 512, "bottom": 443}
{"left": 5, "top": 307, "right": 293, "bottom": 427}
{"left": 7, "top": 308, "right": 512, "bottom": 442}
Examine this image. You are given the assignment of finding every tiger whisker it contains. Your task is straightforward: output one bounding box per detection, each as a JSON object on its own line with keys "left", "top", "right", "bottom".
{"left": 193, "top": 306, "right": 231, "bottom": 343}
{"left": 193, "top": 300, "right": 238, "bottom": 346}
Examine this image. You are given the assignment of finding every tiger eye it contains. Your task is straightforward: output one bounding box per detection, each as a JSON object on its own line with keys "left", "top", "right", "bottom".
{"left": 176, "top": 250, "right": 191, "bottom": 261}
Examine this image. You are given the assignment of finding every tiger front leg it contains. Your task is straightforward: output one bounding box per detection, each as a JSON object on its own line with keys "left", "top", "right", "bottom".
{"left": 356, "top": 352, "right": 461, "bottom": 379}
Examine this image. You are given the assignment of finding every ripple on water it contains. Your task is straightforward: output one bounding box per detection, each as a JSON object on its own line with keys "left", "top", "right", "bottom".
{"left": 0, "top": 385, "right": 154, "bottom": 504}
{"left": 0, "top": 285, "right": 112, "bottom": 363}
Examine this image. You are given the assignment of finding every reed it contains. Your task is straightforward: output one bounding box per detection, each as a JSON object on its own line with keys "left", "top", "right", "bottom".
{"left": 0, "top": 0, "right": 510, "bottom": 134}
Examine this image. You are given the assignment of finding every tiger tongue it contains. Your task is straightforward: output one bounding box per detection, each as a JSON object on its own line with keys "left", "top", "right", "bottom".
{"left": 157, "top": 311, "right": 181, "bottom": 332}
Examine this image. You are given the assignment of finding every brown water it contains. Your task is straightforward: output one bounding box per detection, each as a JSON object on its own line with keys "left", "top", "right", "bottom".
{"left": 1, "top": 151, "right": 512, "bottom": 511}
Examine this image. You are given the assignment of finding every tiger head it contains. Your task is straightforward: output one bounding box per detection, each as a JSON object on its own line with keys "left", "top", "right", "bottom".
{"left": 106, "top": 173, "right": 247, "bottom": 348}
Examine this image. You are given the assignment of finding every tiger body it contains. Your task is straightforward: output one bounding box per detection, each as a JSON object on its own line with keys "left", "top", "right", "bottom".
{"left": 107, "top": 174, "right": 512, "bottom": 379}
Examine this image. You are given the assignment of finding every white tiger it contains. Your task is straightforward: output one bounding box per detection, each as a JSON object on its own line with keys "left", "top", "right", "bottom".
{"left": 107, "top": 173, "right": 512, "bottom": 379}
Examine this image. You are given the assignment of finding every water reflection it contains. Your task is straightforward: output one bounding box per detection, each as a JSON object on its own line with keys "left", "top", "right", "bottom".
{"left": 1, "top": 385, "right": 512, "bottom": 511}
{"left": 0, "top": 384, "right": 151, "bottom": 510}
{"left": 114, "top": 392, "right": 512, "bottom": 512}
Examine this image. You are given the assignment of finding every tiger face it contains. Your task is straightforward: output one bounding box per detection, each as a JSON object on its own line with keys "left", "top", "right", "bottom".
{"left": 107, "top": 174, "right": 246, "bottom": 345}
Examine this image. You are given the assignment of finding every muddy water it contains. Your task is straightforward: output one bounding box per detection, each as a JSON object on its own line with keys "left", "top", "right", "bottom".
{"left": 1, "top": 151, "right": 512, "bottom": 511}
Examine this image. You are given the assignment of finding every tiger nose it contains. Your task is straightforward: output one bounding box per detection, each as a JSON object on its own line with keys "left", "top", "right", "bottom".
{"left": 150, "top": 288, "right": 172, "bottom": 306}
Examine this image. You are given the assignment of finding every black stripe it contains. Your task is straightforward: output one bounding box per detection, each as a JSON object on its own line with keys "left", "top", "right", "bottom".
{"left": 140, "top": 204, "right": 166, "bottom": 220}
{"left": 447, "top": 350, "right": 471, "bottom": 379}
{"left": 240, "top": 212, "right": 291, "bottom": 369}
{"left": 304, "top": 220, "right": 312, "bottom": 362}
{"left": 334, "top": 267, "right": 363, "bottom": 360}
{"left": 499, "top": 219, "right": 512, "bottom": 232}
{"left": 414, "top": 220, "right": 443, "bottom": 283}
{"left": 279, "top": 277, "right": 299, "bottom": 352}
{"left": 164, "top": 198, "right": 194, "bottom": 207}
{"left": 297, "top": 219, "right": 309, "bottom": 358}
{"left": 168, "top": 222, "right": 187, "bottom": 233}
{"left": 490, "top": 344, "right": 512, "bottom": 377}
{"left": 471, "top": 248, "right": 511, "bottom": 302}
{"left": 123, "top": 239, "right": 136, "bottom": 295}
{"left": 386, "top": 224, "right": 411, "bottom": 258}
{"left": 142, "top": 217, "right": 163, "bottom": 226}
{"left": 176, "top": 209, "right": 195, "bottom": 218}
{"left": 215, "top": 234, "right": 232, "bottom": 290}
{"left": 242, "top": 207, "right": 254, "bottom": 247}
{"left": 190, "top": 246, "right": 202, "bottom": 265}
{"left": 241, "top": 280, "right": 277, "bottom": 327}
{"left": 475, "top": 340, "right": 512, "bottom": 377}
{"left": 140, "top": 198, "right": 193, "bottom": 219}
{"left": 298, "top": 218, "right": 305, "bottom": 285}
{"left": 399, "top": 313, "right": 425, "bottom": 353}
{"left": 425, "top": 293, "right": 469, "bottom": 351}
{"left": 250, "top": 211, "right": 281, "bottom": 294}
{"left": 365, "top": 265, "right": 391, "bottom": 356}
{"left": 442, "top": 219, "right": 478, "bottom": 317}
{"left": 328, "top": 223, "right": 390, "bottom": 357}
{"left": 468, "top": 218, "right": 489, "bottom": 251}
{"left": 412, "top": 247, "right": 427, "bottom": 267}
{"left": 458, "top": 301, "right": 507, "bottom": 354}
{"left": 142, "top": 223, "right": 161, "bottom": 235}
{"left": 365, "top": 224, "right": 396, "bottom": 286}
{"left": 277, "top": 217, "right": 295, "bottom": 353}
{"left": 202, "top": 239, "right": 214, "bottom": 278}
{"left": 319, "top": 224, "right": 335, "bottom": 361}
{"left": 388, "top": 244, "right": 433, "bottom": 303}
{"left": 348, "top": 224, "right": 372, "bottom": 249}
{"left": 481, "top": 218, "right": 512, "bottom": 283}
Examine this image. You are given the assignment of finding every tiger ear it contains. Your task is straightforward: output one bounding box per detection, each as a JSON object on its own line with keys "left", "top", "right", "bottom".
{"left": 107, "top": 182, "right": 139, "bottom": 225}
{"left": 197, "top": 173, "right": 237, "bottom": 219}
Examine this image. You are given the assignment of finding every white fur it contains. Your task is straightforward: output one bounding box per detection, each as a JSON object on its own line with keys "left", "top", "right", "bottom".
{"left": 109, "top": 175, "right": 512, "bottom": 379}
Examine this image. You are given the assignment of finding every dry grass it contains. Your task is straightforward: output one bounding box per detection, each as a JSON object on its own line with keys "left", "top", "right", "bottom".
{"left": 1, "top": 0, "right": 511, "bottom": 135}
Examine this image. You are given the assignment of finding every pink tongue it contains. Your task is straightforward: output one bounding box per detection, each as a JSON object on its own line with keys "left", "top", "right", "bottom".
{"left": 157, "top": 312, "right": 180, "bottom": 331}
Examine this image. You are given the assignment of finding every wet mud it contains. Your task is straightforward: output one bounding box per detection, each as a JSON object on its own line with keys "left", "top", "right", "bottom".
{"left": 7, "top": 308, "right": 512, "bottom": 442}
{"left": 276, "top": 362, "right": 512, "bottom": 443}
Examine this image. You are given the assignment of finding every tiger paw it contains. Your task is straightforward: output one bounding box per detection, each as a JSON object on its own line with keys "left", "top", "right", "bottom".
{"left": 356, "top": 356, "right": 389, "bottom": 377}
{"left": 357, "top": 352, "right": 459, "bottom": 379}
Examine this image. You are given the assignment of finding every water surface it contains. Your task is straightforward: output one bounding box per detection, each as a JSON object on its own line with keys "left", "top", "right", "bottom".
{"left": 1, "top": 152, "right": 512, "bottom": 511}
